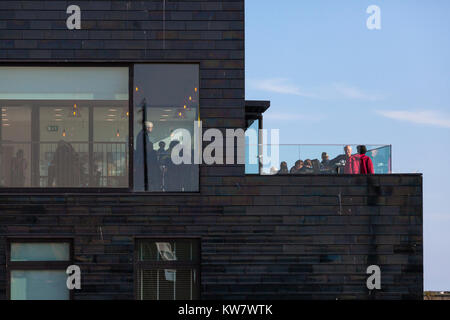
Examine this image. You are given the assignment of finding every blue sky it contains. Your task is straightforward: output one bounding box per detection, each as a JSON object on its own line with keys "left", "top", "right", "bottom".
{"left": 245, "top": 0, "right": 450, "bottom": 290}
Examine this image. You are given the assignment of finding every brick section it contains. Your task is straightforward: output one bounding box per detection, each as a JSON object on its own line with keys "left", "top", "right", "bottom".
{"left": 0, "top": 0, "right": 245, "bottom": 178}
{"left": 0, "top": 175, "right": 423, "bottom": 300}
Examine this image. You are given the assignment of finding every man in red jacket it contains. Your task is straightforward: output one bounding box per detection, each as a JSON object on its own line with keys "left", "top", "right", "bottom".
{"left": 356, "top": 145, "right": 375, "bottom": 174}
{"left": 343, "top": 145, "right": 358, "bottom": 174}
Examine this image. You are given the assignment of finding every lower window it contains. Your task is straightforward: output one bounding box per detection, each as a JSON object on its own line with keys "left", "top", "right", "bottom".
{"left": 136, "top": 239, "right": 200, "bottom": 300}
{"left": 7, "top": 240, "right": 72, "bottom": 300}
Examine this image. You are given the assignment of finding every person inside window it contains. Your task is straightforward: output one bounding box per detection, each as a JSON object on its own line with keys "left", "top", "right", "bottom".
{"left": 48, "top": 141, "right": 85, "bottom": 187}
{"left": 11, "top": 149, "right": 27, "bottom": 187}
{"left": 156, "top": 141, "right": 168, "bottom": 163}
{"left": 290, "top": 160, "right": 303, "bottom": 174}
{"left": 356, "top": 145, "right": 374, "bottom": 174}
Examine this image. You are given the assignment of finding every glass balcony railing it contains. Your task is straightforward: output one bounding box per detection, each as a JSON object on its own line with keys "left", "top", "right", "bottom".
{"left": 0, "top": 141, "right": 128, "bottom": 187}
{"left": 245, "top": 144, "right": 391, "bottom": 175}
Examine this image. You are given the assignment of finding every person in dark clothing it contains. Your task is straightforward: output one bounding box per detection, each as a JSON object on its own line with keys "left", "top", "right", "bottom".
{"left": 299, "top": 159, "right": 314, "bottom": 174}
{"left": 156, "top": 141, "right": 168, "bottom": 163}
{"left": 356, "top": 145, "right": 375, "bottom": 174}
{"left": 278, "top": 161, "right": 289, "bottom": 175}
{"left": 320, "top": 152, "right": 330, "bottom": 169}
{"left": 11, "top": 149, "right": 27, "bottom": 187}
{"left": 319, "top": 152, "right": 334, "bottom": 173}
{"left": 290, "top": 160, "right": 303, "bottom": 174}
{"left": 48, "top": 141, "right": 85, "bottom": 187}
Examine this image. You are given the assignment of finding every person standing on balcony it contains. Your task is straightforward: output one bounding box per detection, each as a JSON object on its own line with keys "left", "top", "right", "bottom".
{"left": 278, "top": 161, "right": 289, "bottom": 175}
{"left": 356, "top": 145, "right": 374, "bottom": 174}
{"left": 290, "top": 160, "right": 303, "bottom": 174}
{"left": 320, "top": 152, "right": 330, "bottom": 169}
{"left": 300, "top": 159, "right": 314, "bottom": 174}
{"left": 343, "top": 145, "right": 356, "bottom": 174}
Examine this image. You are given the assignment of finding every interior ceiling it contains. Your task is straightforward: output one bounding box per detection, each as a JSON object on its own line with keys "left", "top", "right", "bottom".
{"left": 0, "top": 101, "right": 197, "bottom": 122}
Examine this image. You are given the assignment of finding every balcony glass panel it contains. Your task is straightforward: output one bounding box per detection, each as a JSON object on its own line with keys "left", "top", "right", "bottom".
{"left": 246, "top": 144, "right": 391, "bottom": 175}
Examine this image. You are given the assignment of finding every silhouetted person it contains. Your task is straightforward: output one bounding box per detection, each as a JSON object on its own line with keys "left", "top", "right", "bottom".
{"left": 11, "top": 149, "right": 27, "bottom": 187}
{"left": 48, "top": 141, "right": 85, "bottom": 187}
{"left": 156, "top": 141, "right": 168, "bottom": 163}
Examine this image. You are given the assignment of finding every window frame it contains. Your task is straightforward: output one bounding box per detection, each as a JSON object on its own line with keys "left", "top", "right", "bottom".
{"left": 134, "top": 237, "right": 201, "bottom": 300}
{"left": 6, "top": 237, "right": 74, "bottom": 300}
{"left": 0, "top": 62, "right": 201, "bottom": 194}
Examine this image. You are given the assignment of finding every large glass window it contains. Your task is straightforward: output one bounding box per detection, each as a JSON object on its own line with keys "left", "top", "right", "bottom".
{"left": 8, "top": 241, "right": 72, "bottom": 300}
{"left": 133, "top": 64, "right": 199, "bottom": 192}
{"left": 11, "top": 242, "right": 70, "bottom": 261}
{"left": 136, "top": 239, "right": 200, "bottom": 300}
{"left": 0, "top": 67, "right": 129, "bottom": 188}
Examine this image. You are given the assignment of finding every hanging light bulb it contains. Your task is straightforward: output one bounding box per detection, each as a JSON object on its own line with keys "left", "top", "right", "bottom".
{"left": 183, "top": 105, "right": 187, "bottom": 109}
{"left": 194, "top": 87, "right": 198, "bottom": 92}
{"left": 135, "top": 87, "right": 139, "bottom": 92}
{"left": 62, "top": 128, "right": 66, "bottom": 137}
{"left": 189, "top": 96, "right": 192, "bottom": 101}
{"left": 116, "top": 129, "right": 120, "bottom": 137}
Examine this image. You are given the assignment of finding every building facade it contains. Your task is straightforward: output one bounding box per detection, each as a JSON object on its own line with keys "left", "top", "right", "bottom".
{"left": 0, "top": 0, "right": 422, "bottom": 300}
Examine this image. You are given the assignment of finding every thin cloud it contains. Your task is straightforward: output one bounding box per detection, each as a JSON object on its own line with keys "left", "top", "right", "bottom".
{"left": 332, "top": 83, "right": 383, "bottom": 101}
{"left": 248, "top": 78, "right": 316, "bottom": 98}
{"left": 377, "top": 110, "right": 450, "bottom": 128}
{"left": 264, "top": 112, "right": 324, "bottom": 122}
{"left": 249, "top": 78, "right": 382, "bottom": 101}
